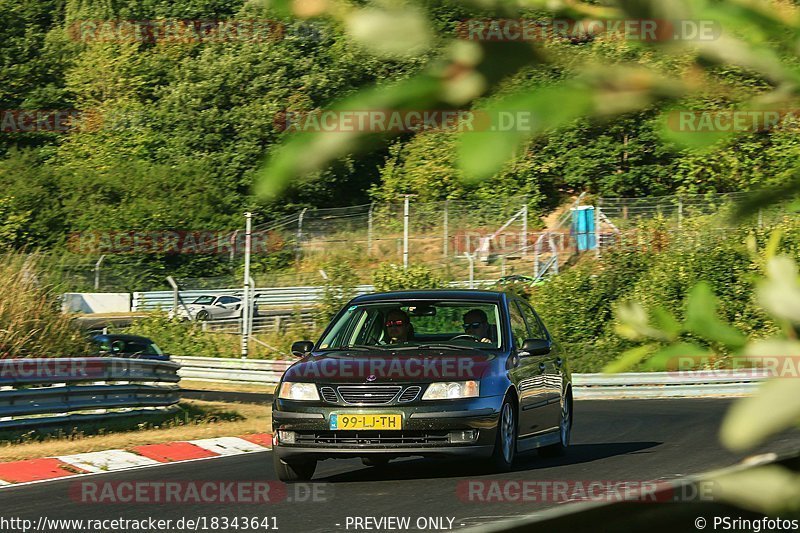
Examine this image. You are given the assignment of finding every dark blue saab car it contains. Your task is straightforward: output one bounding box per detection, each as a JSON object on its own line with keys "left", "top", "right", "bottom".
{"left": 272, "top": 290, "right": 572, "bottom": 481}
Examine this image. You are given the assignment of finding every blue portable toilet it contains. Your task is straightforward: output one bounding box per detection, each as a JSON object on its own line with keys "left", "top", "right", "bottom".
{"left": 571, "top": 206, "right": 597, "bottom": 251}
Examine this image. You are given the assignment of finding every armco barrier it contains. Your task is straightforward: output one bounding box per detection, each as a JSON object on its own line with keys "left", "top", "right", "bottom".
{"left": 174, "top": 357, "right": 768, "bottom": 398}
{"left": 0, "top": 357, "right": 181, "bottom": 429}
{"left": 131, "top": 280, "right": 497, "bottom": 311}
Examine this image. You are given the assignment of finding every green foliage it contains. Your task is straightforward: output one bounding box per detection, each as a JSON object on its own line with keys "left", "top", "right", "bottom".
{"left": 317, "top": 257, "right": 359, "bottom": 321}
{"left": 123, "top": 313, "right": 233, "bottom": 358}
{"left": 529, "top": 217, "right": 800, "bottom": 373}
{"left": 122, "top": 311, "right": 320, "bottom": 358}
{"left": 0, "top": 253, "right": 91, "bottom": 357}
{"left": 372, "top": 263, "right": 445, "bottom": 292}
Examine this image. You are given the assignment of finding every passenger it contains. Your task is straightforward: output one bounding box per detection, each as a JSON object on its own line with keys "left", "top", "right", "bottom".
{"left": 384, "top": 309, "right": 413, "bottom": 344}
{"left": 463, "top": 309, "right": 493, "bottom": 343}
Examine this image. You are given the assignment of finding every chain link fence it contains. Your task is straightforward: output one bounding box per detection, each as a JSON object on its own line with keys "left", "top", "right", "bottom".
{"left": 58, "top": 191, "right": 797, "bottom": 292}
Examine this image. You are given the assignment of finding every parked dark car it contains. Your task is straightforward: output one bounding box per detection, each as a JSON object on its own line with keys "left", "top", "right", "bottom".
{"left": 91, "top": 334, "right": 170, "bottom": 361}
{"left": 272, "top": 290, "right": 572, "bottom": 481}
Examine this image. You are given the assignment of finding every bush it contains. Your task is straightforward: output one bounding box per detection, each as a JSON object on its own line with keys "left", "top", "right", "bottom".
{"left": 317, "top": 257, "right": 360, "bottom": 321}
{"left": 372, "top": 263, "right": 446, "bottom": 292}
{"left": 0, "top": 253, "right": 90, "bottom": 357}
{"left": 528, "top": 217, "right": 800, "bottom": 372}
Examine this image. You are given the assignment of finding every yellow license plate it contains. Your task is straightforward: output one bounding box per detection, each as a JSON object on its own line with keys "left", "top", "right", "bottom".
{"left": 330, "top": 413, "right": 402, "bottom": 430}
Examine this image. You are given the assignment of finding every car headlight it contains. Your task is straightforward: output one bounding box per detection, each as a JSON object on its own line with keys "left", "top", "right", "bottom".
{"left": 278, "top": 382, "right": 320, "bottom": 401}
{"left": 422, "top": 381, "right": 479, "bottom": 400}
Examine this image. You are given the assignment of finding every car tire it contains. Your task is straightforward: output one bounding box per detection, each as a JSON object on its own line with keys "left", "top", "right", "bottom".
{"left": 273, "top": 453, "right": 316, "bottom": 482}
{"left": 195, "top": 310, "right": 211, "bottom": 321}
{"left": 361, "top": 457, "right": 390, "bottom": 468}
{"left": 489, "top": 397, "right": 517, "bottom": 472}
{"left": 539, "top": 392, "right": 572, "bottom": 458}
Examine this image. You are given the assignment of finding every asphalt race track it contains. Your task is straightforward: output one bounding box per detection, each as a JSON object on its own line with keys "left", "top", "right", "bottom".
{"left": 2, "top": 399, "right": 798, "bottom": 533}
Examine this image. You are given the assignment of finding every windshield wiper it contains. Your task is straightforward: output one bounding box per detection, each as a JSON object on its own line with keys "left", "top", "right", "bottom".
{"left": 417, "top": 344, "right": 491, "bottom": 353}
{"left": 340, "top": 344, "right": 388, "bottom": 351}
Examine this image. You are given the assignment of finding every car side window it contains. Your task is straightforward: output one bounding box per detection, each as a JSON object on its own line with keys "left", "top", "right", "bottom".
{"left": 519, "top": 301, "right": 548, "bottom": 340}
{"left": 218, "top": 296, "right": 235, "bottom": 305}
{"left": 508, "top": 301, "right": 528, "bottom": 348}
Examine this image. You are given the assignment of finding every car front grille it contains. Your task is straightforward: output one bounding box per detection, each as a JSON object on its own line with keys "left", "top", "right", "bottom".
{"left": 319, "top": 386, "right": 338, "bottom": 403}
{"left": 337, "top": 385, "right": 402, "bottom": 405}
{"left": 398, "top": 386, "right": 421, "bottom": 402}
{"left": 295, "top": 431, "right": 450, "bottom": 446}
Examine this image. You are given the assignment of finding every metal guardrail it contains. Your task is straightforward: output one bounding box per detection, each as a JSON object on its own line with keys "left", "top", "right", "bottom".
{"left": 174, "top": 357, "right": 767, "bottom": 398}
{"left": 572, "top": 370, "right": 767, "bottom": 398}
{"left": 0, "top": 357, "right": 181, "bottom": 429}
{"left": 175, "top": 356, "right": 292, "bottom": 384}
{"left": 202, "top": 309, "right": 316, "bottom": 334}
{"left": 131, "top": 280, "right": 498, "bottom": 311}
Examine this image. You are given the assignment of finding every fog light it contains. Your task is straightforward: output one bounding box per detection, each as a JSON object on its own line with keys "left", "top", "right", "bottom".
{"left": 448, "top": 430, "right": 478, "bottom": 444}
{"left": 278, "top": 430, "right": 296, "bottom": 444}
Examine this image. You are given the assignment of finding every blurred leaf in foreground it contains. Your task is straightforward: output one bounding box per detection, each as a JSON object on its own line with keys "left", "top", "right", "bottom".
{"left": 711, "top": 465, "right": 800, "bottom": 515}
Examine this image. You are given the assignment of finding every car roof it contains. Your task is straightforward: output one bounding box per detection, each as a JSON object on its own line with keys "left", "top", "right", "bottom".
{"left": 351, "top": 289, "right": 505, "bottom": 304}
{"left": 91, "top": 334, "right": 156, "bottom": 343}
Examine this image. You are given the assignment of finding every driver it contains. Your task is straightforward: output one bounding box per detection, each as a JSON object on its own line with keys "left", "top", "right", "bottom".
{"left": 462, "top": 309, "right": 493, "bottom": 344}
{"left": 384, "top": 309, "right": 414, "bottom": 344}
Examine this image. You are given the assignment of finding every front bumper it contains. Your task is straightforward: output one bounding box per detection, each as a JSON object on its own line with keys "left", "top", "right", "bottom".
{"left": 272, "top": 395, "right": 502, "bottom": 461}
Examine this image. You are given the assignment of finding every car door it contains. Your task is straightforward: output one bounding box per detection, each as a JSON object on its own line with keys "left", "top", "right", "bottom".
{"left": 518, "top": 300, "right": 562, "bottom": 430}
{"left": 214, "top": 296, "right": 240, "bottom": 319}
{"left": 506, "top": 298, "right": 551, "bottom": 437}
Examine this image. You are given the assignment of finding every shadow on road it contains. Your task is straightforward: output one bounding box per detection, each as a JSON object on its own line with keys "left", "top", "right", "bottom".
{"left": 318, "top": 441, "right": 661, "bottom": 483}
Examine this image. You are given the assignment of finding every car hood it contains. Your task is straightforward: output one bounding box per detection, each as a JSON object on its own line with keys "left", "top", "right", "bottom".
{"left": 283, "top": 350, "right": 496, "bottom": 383}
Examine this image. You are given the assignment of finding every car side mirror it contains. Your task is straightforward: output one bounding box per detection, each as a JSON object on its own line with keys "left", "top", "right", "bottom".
{"left": 291, "top": 341, "right": 314, "bottom": 357}
{"left": 519, "top": 339, "right": 551, "bottom": 356}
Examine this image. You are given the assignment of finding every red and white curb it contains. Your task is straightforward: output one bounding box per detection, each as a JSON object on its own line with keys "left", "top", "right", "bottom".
{"left": 0, "top": 434, "right": 272, "bottom": 486}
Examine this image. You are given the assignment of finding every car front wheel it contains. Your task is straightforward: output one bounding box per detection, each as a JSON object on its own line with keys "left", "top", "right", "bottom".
{"left": 489, "top": 398, "right": 517, "bottom": 472}
{"left": 540, "top": 392, "right": 572, "bottom": 457}
{"left": 273, "top": 453, "right": 316, "bottom": 482}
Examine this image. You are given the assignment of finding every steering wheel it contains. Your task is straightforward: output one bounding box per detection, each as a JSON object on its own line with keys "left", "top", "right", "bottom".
{"left": 449, "top": 334, "right": 479, "bottom": 342}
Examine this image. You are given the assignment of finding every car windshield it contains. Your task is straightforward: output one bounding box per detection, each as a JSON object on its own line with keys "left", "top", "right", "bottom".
{"left": 318, "top": 301, "right": 503, "bottom": 351}
{"left": 192, "top": 296, "right": 215, "bottom": 305}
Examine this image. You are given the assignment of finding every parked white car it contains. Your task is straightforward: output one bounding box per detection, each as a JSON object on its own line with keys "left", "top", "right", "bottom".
{"left": 169, "top": 295, "right": 257, "bottom": 321}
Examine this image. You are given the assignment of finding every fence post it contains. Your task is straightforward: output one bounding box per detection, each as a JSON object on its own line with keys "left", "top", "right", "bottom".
{"left": 367, "top": 201, "right": 374, "bottom": 255}
{"left": 677, "top": 197, "right": 683, "bottom": 228}
{"left": 296, "top": 208, "right": 307, "bottom": 263}
{"left": 443, "top": 199, "right": 449, "bottom": 259}
{"left": 595, "top": 205, "right": 602, "bottom": 259}
{"left": 520, "top": 203, "right": 528, "bottom": 252}
{"left": 241, "top": 212, "right": 252, "bottom": 359}
{"left": 94, "top": 255, "right": 105, "bottom": 291}
{"left": 403, "top": 195, "right": 412, "bottom": 269}
{"left": 167, "top": 276, "right": 179, "bottom": 315}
